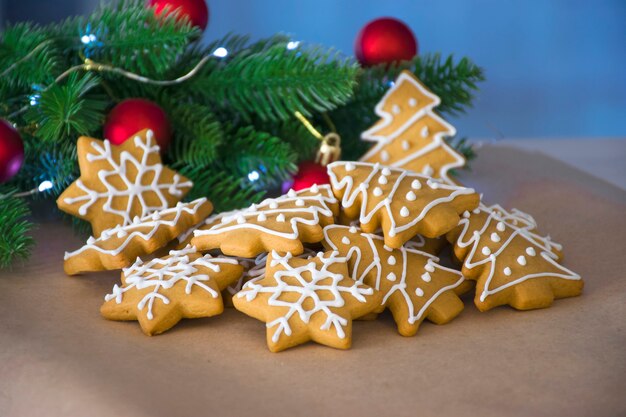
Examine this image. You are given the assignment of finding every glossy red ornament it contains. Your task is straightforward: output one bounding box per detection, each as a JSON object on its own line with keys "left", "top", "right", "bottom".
{"left": 290, "top": 161, "right": 331, "bottom": 192}
{"left": 148, "top": 0, "right": 210, "bottom": 31}
{"left": 354, "top": 17, "right": 418, "bottom": 66}
{"left": 0, "top": 119, "right": 25, "bottom": 183}
{"left": 103, "top": 99, "right": 172, "bottom": 153}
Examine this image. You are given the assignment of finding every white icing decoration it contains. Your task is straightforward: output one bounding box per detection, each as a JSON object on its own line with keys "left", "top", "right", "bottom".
{"left": 345, "top": 162, "right": 355, "bottom": 172}
{"left": 517, "top": 255, "right": 527, "bottom": 266}
{"left": 408, "top": 98, "right": 417, "bottom": 107}
{"left": 359, "top": 72, "right": 463, "bottom": 185}
{"left": 296, "top": 199, "right": 305, "bottom": 207}
{"left": 378, "top": 175, "right": 388, "bottom": 185}
{"left": 503, "top": 267, "right": 512, "bottom": 276}
{"left": 237, "top": 251, "right": 374, "bottom": 342}
{"left": 482, "top": 247, "right": 491, "bottom": 256}
{"left": 381, "top": 168, "right": 391, "bottom": 176}
{"left": 323, "top": 225, "right": 465, "bottom": 325}
{"left": 401, "top": 140, "right": 410, "bottom": 150}
{"left": 391, "top": 104, "right": 400, "bottom": 114}
{"left": 63, "top": 131, "right": 192, "bottom": 226}
{"left": 415, "top": 288, "right": 424, "bottom": 297}
{"left": 65, "top": 199, "right": 208, "bottom": 260}
{"left": 406, "top": 191, "right": 416, "bottom": 201}
{"left": 490, "top": 232, "right": 501, "bottom": 242}
{"left": 400, "top": 207, "right": 410, "bottom": 217}
{"left": 342, "top": 237, "right": 350, "bottom": 245}
{"left": 421, "top": 272, "right": 431, "bottom": 282}
{"left": 373, "top": 187, "right": 383, "bottom": 197}
{"left": 104, "top": 246, "right": 238, "bottom": 320}
{"left": 386, "top": 272, "right": 397, "bottom": 281}
{"left": 454, "top": 203, "right": 581, "bottom": 303}
{"left": 422, "top": 165, "right": 434, "bottom": 176}
{"left": 194, "top": 185, "right": 337, "bottom": 242}
{"left": 381, "top": 150, "right": 389, "bottom": 162}
{"left": 526, "top": 247, "right": 536, "bottom": 256}
{"left": 327, "top": 162, "right": 476, "bottom": 240}
{"left": 387, "top": 256, "right": 396, "bottom": 265}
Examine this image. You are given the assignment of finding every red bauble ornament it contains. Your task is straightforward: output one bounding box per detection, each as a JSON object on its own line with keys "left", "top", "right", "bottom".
{"left": 148, "top": 0, "right": 210, "bottom": 31}
{"left": 290, "top": 161, "right": 331, "bottom": 192}
{"left": 103, "top": 99, "right": 172, "bottom": 153}
{"left": 0, "top": 119, "right": 25, "bottom": 183}
{"left": 354, "top": 17, "right": 418, "bottom": 66}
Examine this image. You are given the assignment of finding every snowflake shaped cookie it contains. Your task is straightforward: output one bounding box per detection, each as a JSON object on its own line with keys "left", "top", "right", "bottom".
{"left": 233, "top": 251, "right": 382, "bottom": 352}
{"left": 323, "top": 225, "right": 467, "bottom": 336}
{"left": 328, "top": 161, "right": 479, "bottom": 248}
{"left": 360, "top": 70, "right": 466, "bottom": 185}
{"left": 101, "top": 246, "right": 242, "bottom": 336}
{"left": 192, "top": 184, "right": 339, "bottom": 257}
{"left": 447, "top": 204, "right": 583, "bottom": 311}
{"left": 57, "top": 129, "right": 193, "bottom": 237}
{"left": 64, "top": 198, "right": 213, "bottom": 275}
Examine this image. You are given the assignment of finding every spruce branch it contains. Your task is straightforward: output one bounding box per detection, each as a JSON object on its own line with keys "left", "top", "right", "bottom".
{"left": 185, "top": 44, "right": 359, "bottom": 122}
{"left": 25, "top": 72, "right": 107, "bottom": 142}
{"left": 218, "top": 126, "right": 298, "bottom": 188}
{"left": 0, "top": 187, "right": 35, "bottom": 269}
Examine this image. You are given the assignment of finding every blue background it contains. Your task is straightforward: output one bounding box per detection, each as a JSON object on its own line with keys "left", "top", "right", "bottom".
{"left": 4, "top": 0, "right": 626, "bottom": 139}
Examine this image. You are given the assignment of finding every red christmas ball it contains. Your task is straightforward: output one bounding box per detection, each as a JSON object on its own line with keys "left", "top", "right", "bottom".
{"left": 290, "top": 161, "right": 331, "bottom": 192}
{"left": 0, "top": 119, "right": 25, "bottom": 183}
{"left": 355, "top": 17, "right": 418, "bottom": 66}
{"left": 103, "top": 99, "right": 172, "bottom": 153}
{"left": 148, "top": 0, "right": 210, "bottom": 31}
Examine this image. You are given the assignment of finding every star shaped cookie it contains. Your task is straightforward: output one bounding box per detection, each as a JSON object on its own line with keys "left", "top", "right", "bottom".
{"left": 233, "top": 251, "right": 382, "bottom": 352}
{"left": 447, "top": 204, "right": 583, "bottom": 311}
{"left": 101, "top": 246, "right": 243, "bottom": 336}
{"left": 323, "top": 225, "right": 466, "bottom": 336}
{"left": 327, "top": 161, "right": 479, "bottom": 248}
{"left": 57, "top": 129, "right": 193, "bottom": 236}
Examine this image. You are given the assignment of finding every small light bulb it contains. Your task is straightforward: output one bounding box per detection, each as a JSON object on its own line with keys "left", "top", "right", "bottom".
{"left": 38, "top": 180, "right": 54, "bottom": 192}
{"left": 80, "top": 35, "right": 91, "bottom": 44}
{"left": 213, "top": 47, "right": 228, "bottom": 58}
{"left": 286, "top": 41, "right": 300, "bottom": 50}
{"left": 247, "top": 170, "right": 260, "bottom": 182}
{"left": 89, "top": 34, "right": 97, "bottom": 42}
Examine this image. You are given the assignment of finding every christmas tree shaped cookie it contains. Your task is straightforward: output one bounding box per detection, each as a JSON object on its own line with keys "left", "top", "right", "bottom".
{"left": 192, "top": 185, "right": 338, "bottom": 257}
{"left": 57, "top": 129, "right": 193, "bottom": 236}
{"left": 233, "top": 251, "right": 382, "bottom": 352}
{"left": 327, "top": 161, "right": 479, "bottom": 248}
{"left": 447, "top": 204, "right": 583, "bottom": 311}
{"left": 101, "top": 246, "right": 242, "bottom": 336}
{"left": 64, "top": 198, "right": 213, "bottom": 275}
{"left": 360, "top": 70, "right": 465, "bottom": 184}
{"left": 323, "top": 225, "right": 466, "bottom": 336}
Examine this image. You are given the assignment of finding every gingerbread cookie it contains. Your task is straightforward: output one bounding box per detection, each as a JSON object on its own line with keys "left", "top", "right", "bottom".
{"left": 57, "top": 129, "right": 192, "bottom": 237}
{"left": 223, "top": 248, "right": 318, "bottom": 306}
{"left": 447, "top": 204, "right": 582, "bottom": 311}
{"left": 323, "top": 225, "right": 466, "bottom": 336}
{"left": 191, "top": 184, "right": 338, "bottom": 257}
{"left": 360, "top": 70, "right": 465, "bottom": 184}
{"left": 233, "top": 251, "right": 382, "bottom": 352}
{"left": 327, "top": 161, "right": 479, "bottom": 247}
{"left": 101, "top": 246, "right": 242, "bottom": 336}
{"left": 64, "top": 198, "right": 212, "bottom": 275}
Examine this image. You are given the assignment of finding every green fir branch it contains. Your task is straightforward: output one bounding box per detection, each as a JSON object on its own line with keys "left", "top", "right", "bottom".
{"left": 0, "top": 188, "right": 35, "bottom": 269}
{"left": 25, "top": 72, "right": 107, "bottom": 142}
{"left": 186, "top": 44, "right": 359, "bottom": 122}
{"left": 167, "top": 103, "right": 223, "bottom": 167}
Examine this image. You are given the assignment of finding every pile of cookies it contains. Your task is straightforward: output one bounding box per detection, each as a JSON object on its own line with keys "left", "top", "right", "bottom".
{"left": 57, "top": 132, "right": 583, "bottom": 352}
